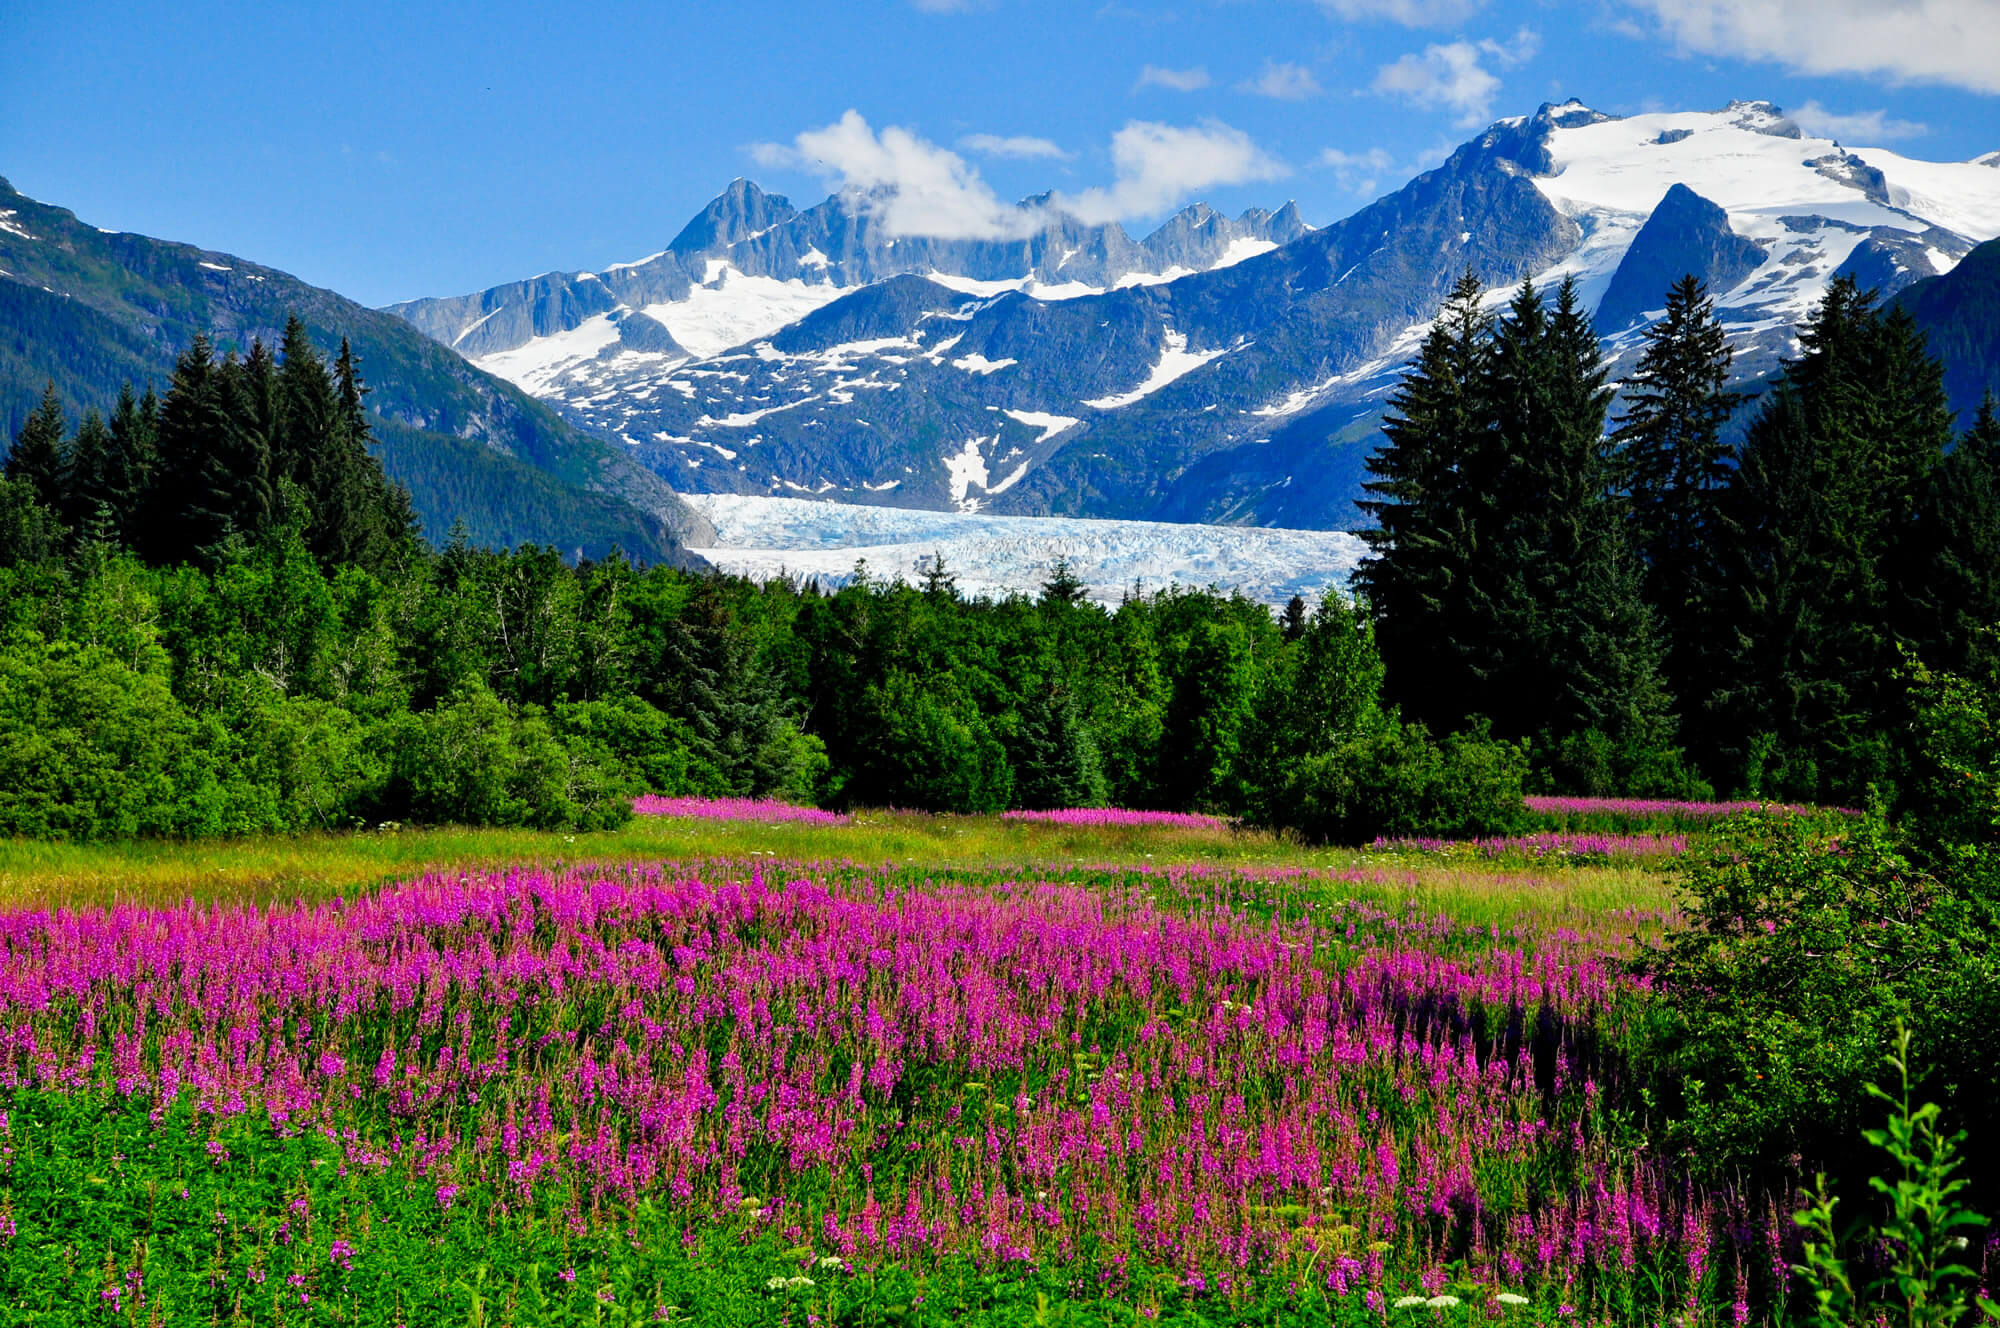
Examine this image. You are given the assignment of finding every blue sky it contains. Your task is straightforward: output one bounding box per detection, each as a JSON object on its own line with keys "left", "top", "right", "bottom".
{"left": 3, "top": 0, "right": 1994, "bottom": 307}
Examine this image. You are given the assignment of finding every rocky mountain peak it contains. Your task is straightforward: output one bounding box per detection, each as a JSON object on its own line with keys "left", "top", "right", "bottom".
{"left": 670, "top": 178, "right": 797, "bottom": 256}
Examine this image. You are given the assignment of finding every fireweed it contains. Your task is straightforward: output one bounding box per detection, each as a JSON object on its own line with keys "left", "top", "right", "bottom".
{"left": 0, "top": 860, "right": 1824, "bottom": 1322}
{"left": 631, "top": 795, "right": 850, "bottom": 826}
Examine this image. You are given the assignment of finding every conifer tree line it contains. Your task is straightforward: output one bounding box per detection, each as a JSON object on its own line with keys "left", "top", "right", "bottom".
{"left": 4, "top": 273, "right": 1986, "bottom": 842}
{"left": 3, "top": 317, "right": 416, "bottom": 572}
{"left": 1, "top": 314, "right": 1530, "bottom": 841}
{"left": 1358, "top": 269, "right": 1999, "bottom": 804}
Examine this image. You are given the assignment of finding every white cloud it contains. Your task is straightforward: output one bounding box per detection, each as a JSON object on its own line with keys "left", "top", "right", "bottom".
{"left": 1623, "top": 0, "right": 2000, "bottom": 95}
{"left": 1239, "top": 61, "right": 1324, "bottom": 101}
{"left": 1135, "top": 64, "right": 1212, "bottom": 92}
{"left": 754, "top": 112, "right": 1286, "bottom": 237}
{"left": 1372, "top": 28, "right": 1539, "bottom": 127}
{"left": 1316, "top": 0, "right": 1485, "bottom": 25}
{"left": 1320, "top": 145, "right": 1396, "bottom": 193}
{"left": 1789, "top": 101, "right": 1930, "bottom": 142}
{"left": 1056, "top": 119, "right": 1290, "bottom": 224}
{"left": 958, "top": 133, "right": 1073, "bottom": 160}
{"left": 752, "top": 111, "right": 1036, "bottom": 240}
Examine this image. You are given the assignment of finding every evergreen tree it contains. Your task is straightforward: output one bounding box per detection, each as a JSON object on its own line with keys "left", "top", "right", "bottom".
{"left": 1011, "top": 683, "right": 1108, "bottom": 809}
{"left": 276, "top": 316, "right": 337, "bottom": 496}
{"left": 63, "top": 410, "right": 119, "bottom": 545}
{"left": 5, "top": 381, "right": 69, "bottom": 516}
{"left": 144, "top": 334, "right": 241, "bottom": 560}
{"left": 920, "top": 550, "right": 958, "bottom": 601}
{"left": 1355, "top": 269, "right": 1493, "bottom": 727}
{"left": 328, "top": 337, "right": 416, "bottom": 570}
{"left": 104, "top": 384, "right": 159, "bottom": 542}
{"left": 1472, "top": 276, "right": 1670, "bottom": 753}
{"left": 1612, "top": 275, "right": 1742, "bottom": 746}
{"left": 1909, "top": 395, "right": 2000, "bottom": 678}
{"left": 1279, "top": 594, "right": 1308, "bottom": 643}
{"left": 217, "top": 341, "right": 278, "bottom": 541}
{"left": 1712, "top": 277, "right": 1956, "bottom": 797}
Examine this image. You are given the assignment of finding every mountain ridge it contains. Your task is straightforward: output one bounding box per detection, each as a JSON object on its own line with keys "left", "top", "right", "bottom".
{"left": 0, "top": 177, "right": 712, "bottom": 564}
{"left": 372, "top": 99, "right": 2000, "bottom": 531}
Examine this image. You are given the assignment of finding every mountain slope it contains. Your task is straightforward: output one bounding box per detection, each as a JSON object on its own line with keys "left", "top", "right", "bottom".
{"left": 1893, "top": 235, "right": 2000, "bottom": 424}
{"left": 0, "top": 179, "right": 711, "bottom": 563}
{"left": 389, "top": 99, "right": 2000, "bottom": 531}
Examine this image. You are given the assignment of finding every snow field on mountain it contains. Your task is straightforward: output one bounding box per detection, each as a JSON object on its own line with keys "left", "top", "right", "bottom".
{"left": 1531, "top": 109, "right": 2000, "bottom": 331}
{"left": 472, "top": 312, "right": 624, "bottom": 394}
{"left": 1083, "top": 330, "right": 1229, "bottom": 409}
{"left": 642, "top": 264, "right": 846, "bottom": 359}
{"left": 685, "top": 494, "right": 1365, "bottom": 607}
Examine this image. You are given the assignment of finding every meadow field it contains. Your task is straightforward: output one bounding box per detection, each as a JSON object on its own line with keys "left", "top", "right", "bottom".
{"left": 0, "top": 801, "right": 1923, "bottom": 1326}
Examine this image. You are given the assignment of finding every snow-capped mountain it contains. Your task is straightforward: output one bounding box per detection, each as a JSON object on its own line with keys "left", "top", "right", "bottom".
{"left": 390, "top": 100, "right": 2000, "bottom": 531}
{"left": 387, "top": 183, "right": 1310, "bottom": 382}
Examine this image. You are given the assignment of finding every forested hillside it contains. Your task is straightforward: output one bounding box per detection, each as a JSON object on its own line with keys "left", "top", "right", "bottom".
{"left": 0, "top": 178, "right": 708, "bottom": 564}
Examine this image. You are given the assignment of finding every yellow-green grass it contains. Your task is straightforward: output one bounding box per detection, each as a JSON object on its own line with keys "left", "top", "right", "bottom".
{"left": 0, "top": 811, "right": 1681, "bottom": 935}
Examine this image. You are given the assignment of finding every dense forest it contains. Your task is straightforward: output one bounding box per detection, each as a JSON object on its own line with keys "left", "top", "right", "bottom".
{"left": 2, "top": 275, "right": 1995, "bottom": 840}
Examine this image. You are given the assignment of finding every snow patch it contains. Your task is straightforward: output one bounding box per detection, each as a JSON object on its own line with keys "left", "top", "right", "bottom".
{"left": 943, "top": 437, "right": 995, "bottom": 511}
{"left": 1001, "top": 409, "right": 1080, "bottom": 443}
{"left": 1083, "top": 331, "right": 1227, "bottom": 410}
{"left": 642, "top": 264, "right": 846, "bottom": 360}
{"left": 0, "top": 210, "right": 36, "bottom": 241}
{"left": 952, "top": 352, "right": 1017, "bottom": 375}
{"left": 197, "top": 261, "right": 231, "bottom": 272}
{"left": 473, "top": 313, "right": 624, "bottom": 394}
{"left": 1212, "top": 236, "right": 1278, "bottom": 269}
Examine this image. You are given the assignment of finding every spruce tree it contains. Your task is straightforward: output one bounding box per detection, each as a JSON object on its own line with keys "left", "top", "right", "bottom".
{"left": 5, "top": 381, "right": 69, "bottom": 516}
{"left": 218, "top": 341, "right": 278, "bottom": 541}
{"left": 105, "top": 383, "right": 158, "bottom": 542}
{"left": 1356, "top": 269, "right": 1493, "bottom": 727}
{"left": 1708, "top": 276, "right": 1954, "bottom": 797}
{"left": 341, "top": 337, "right": 419, "bottom": 569}
{"left": 1909, "top": 395, "right": 2000, "bottom": 678}
{"left": 1279, "top": 594, "right": 1308, "bottom": 642}
{"left": 1611, "top": 275, "right": 1742, "bottom": 761}
{"left": 1711, "top": 381, "right": 1827, "bottom": 795}
{"left": 1012, "top": 683, "right": 1108, "bottom": 809}
{"left": 64, "top": 410, "right": 118, "bottom": 544}
{"left": 146, "top": 333, "right": 238, "bottom": 560}
{"left": 1463, "top": 277, "right": 1672, "bottom": 759}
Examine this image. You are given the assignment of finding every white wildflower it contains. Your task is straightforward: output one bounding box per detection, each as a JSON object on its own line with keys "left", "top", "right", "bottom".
{"left": 816, "top": 1256, "right": 846, "bottom": 1271}
{"left": 1427, "top": 1295, "right": 1462, "bottom": 1308}
{"left": 1495, "top": 1292, "right": 1530, "bottom": 1306}
{"left": 1393, "top": 1295, "right": 1430, "bottom": 1308}
{"left": 785, "top": 1276, "right": 815, "bottom": 1290}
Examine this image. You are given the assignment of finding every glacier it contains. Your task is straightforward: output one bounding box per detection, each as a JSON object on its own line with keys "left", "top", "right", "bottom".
{"left": 686, "top": 495, "right": 1366, "bottom": 609}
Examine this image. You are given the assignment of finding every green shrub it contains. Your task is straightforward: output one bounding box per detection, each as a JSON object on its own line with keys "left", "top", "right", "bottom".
{"left": 0, "top": 637, "right": 201, "bottom": 840}
{"left": 858, "top": 671, "right": 1012, "bottom": 813}
{"left": 1266, "top": 719, "right": 1529, "bottom": 845}
{"left": 554, "top": 695, "right": 725, "bottom": 798}
{"left": 1645, "top": 813, "right": 2000, "bottom": 1189}
{"left": 383, "top": 681, "right": 632, "bottom": 830}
